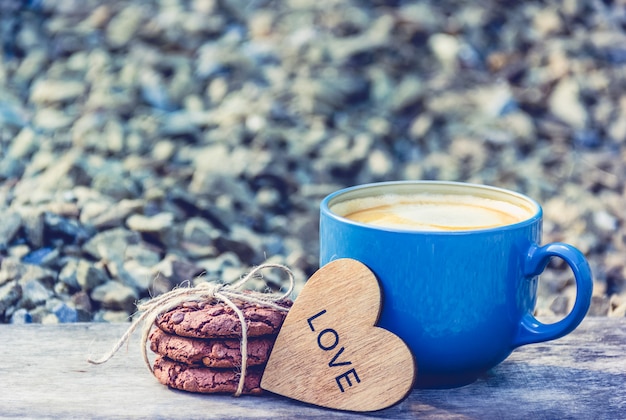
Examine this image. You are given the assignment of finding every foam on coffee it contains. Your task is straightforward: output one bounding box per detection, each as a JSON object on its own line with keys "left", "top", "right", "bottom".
{"left": 331, "top": 193, "right": 534, "bottom": 231}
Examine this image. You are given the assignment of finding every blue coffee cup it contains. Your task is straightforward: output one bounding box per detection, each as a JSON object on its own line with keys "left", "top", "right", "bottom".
{"left": 320, "top": 181, "right": 593, "bottom": 388}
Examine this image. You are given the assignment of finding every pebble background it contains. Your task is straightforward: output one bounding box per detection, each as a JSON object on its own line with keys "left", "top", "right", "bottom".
{"left": 0, "top": 0, "right": 624, "bottom": 324}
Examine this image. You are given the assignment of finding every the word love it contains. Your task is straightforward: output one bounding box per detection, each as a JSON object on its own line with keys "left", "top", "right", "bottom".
{"left": 307, "top": 309, "right": 360, "bottom": 393}
{"left": 261, "top": 259, "right": 415, "bottom": 412}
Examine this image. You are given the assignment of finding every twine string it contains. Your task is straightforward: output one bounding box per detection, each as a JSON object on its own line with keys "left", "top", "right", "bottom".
{"left": 87, "top": 263, "right": 294, "bottom": 396}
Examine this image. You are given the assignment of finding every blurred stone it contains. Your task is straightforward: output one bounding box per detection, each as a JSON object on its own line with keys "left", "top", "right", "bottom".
{"left": 76, "top": 260, "right": 109, "bottom": 292}
{"left": 366, "top": 149, "right": 393, "bottom": 178}
{"left": 80, "top": 199, "right": 143, "bottom": 229}
{"left": 40, "top": 313, "right": 60, "bottom": 325}
{"left": 390, "top": 76, "right": 424, "bottom": 112}
{"left": 126, "top": 212, "right": 174, "bottom": 233}
{"left": 428, "top": 33, "right": 460, "bottom": 69}
{"left": 90, "top": 281, "right": 138, "bottom": 313}
{"left": 52, "top": 301, "right": 78, "bottom": 323}
{"left": 10, "top": 308, "right": 32, "bottom": 324}
{"left": 91, "top": 169, "right": 140, "bottom": 200}
{"left": 8, "top": 127, "right": 37, "bottom": 159}
{"left": 549, "top": 295, "right": 570, "bottom": 315}
{"left": 71, "top": 290, "right": 93, "bottom": 315}
{"left": 44, "top": 212, "right": 94, "bottom": 247}
{"left": 548, "top": 78, "right": 588, "bottom": 129}
{"left": 198, "top": 252, "right": 241, "bottom": 278}
{"left": 94, "top": 309, "right": 131, "bottom": 323}
{"left": 588, "top": 295, "right": 610, "bottom": 316}
{"left": 103, "top": 258, "right": 149, "bottom": 293}
{"left": 151, "top": 256, "right": 205, "bottom": 291}
{"left": 0, "top": 211, "right": 22, "bottom": 250}
{"left": 0, "top": 281, "right": 21, "bottom": 317}
{"left": 83, "top": 227, "right": 141, "bottom": 261}
{"left": 20, "top": 279, "right": 52, "bottom": 309}
{"left": 19, "top": 208, "right": 44, "bottom": 248}
{"left": 33, "top": 108, "right": 74, "bottom": 131}
{"left": 533, "top": 8, "right": 563, "bottom": 36}
{"left": 106, "top": 5, "right": 144, "bottom": 48}
{"left": 609, "top": 294, "right": 626, "bottom": 317}
{"left": 592, "top": 210, "right": 618, "bottom": 233}
{"left": 152, "top": 140, "right": 176, "bottom": 161}
{"left": 21, "top": 247, "right": 59, "bottom": 267}
{"left": 30, "top": 80, "right": 85, "bottom": 104}
{"left": 125, "top": 244, "right": 161, "bottom": 267}
{"left": 121, "top": 259, "right": 153, "bottom": 291}
{"left": 58, "top": 259, "right": 80, "bottom": 290}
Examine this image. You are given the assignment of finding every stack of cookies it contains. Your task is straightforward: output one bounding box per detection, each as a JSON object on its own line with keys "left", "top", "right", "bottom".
{"left": 149, "top": 298, "right": 292, "bottom": 395}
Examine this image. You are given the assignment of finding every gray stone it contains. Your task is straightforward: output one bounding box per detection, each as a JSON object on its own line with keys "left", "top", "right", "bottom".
{"left": 58, "top": 259, "right": 80, "bottom": 290}
{"left": 592, "top": 210, "right": 618, "bottom": 233}
{"left": 588, "top": 295, "right": 610, "bottom": 316}
{"left": 106, "top": 5, "right": 144, "bottom": 48}
{"left": 104, "top": 259, "right": 149, "bottom": 293}
{"left": 21, "top": 264, "right": 56, "bottom": 284}
{"left": 51, "top": 301, "right": 78, "bottom": 323}
{"left": 151, "top": 256, "right": 205, "bottom": 295}
{"left": 0, "top": 258, "right": 23, "bottom": 285}
{"left": 33, "top": 109, "right": 75, "bottom": 131}
{"left": 533, "top": 7, "right": 563, "bottom": 36}
{"left": 91, "top": 170, "right": 140, "bottom": 200}
{"left": 20, "top": 279, "right": 52, "bottom": 309}
{"left": 82, "top": 227, "right": 141, "bottom": 261}
{"left": 0, "top": 211, "right": 22, "bottom": 250}
{"left": 126, "top": 212, "right": 174, "bottom": 233}
{"left": 548, "top": 78, "right": 588, "bottom": 129}
{"left": 40, "top": 313, "right": 61, "bottom": 325}
{"left": 428, "top": 33, "right": 460, "bottom": 69}
{"left": 182, "top": 217, "right": 218, "bottom": 245}
{"left": 366, "top": 149, "right": 394, "bottom": 178}
{"left": 90, "top": 281, "right": 138, "bottom": 313}
{"left": 30, "top": 80, "right": 86, "bottom": 104}
{"left": 19, "top": 208, "right": 44, "bottom": 248}
{"left": 151, "top": 140, "right": 177, "bottom": 161}
{"left": 7, "top": 127, "right": 38, "bottom": 159}
{"left": 71, "top": 290, "right": 93, "bottom": 315}
{"left": 124, "top": 244, "right": 161, "bottom": 267}
{"left": 0, "top": 281, "right": 21, "bottom": 317}
{"left": 0, "top": 257, "right": 56, "bottom": 288}
{"left": 10, "top": 308, "right": 32, "bottom": 324}
{"left": 80, "top": 199, "right": 144, "bottom": 229}
{"left": 121, "top": 260, "right": 153, "bottom": 292}
{"left": 197, "top": 252, "right": 241, "bottom": 278}
{"left": 93, "top": 309, "right": 132, "bottom": 323}
{"left": 549, "top": 295, "right": 570, "bottom": 315}
{"left": 610, "top": 294, "right": 626, "bottom": 317}
{"left": 390, "top": 77, "right": 424, "bottom": 112}
{"left": 76, "top": 260, "right": 109, "bottom": 291}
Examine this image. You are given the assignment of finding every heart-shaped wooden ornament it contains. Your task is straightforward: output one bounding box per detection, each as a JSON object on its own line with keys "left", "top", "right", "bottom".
{"left": 261, "top": 258, "right": 416, "bottom": 412}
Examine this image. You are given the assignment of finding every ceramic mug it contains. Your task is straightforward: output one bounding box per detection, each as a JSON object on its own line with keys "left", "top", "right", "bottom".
{"left": 319, "top": 181, "right": 593, "bottom": 388}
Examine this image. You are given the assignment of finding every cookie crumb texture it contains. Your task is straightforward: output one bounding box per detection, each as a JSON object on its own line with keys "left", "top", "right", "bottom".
{"left": 155, "top": 299, "right": 292, "bottom": 338}
{"left": 153, "top": 356, "right": 264, "bottom": 395}
{"left": 149, "top": 328, "right": 275, "bottom": 367}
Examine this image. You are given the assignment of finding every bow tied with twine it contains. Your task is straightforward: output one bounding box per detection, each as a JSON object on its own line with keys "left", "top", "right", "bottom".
{"left": 88, "top": 263, "right": 294, "bottom": 397}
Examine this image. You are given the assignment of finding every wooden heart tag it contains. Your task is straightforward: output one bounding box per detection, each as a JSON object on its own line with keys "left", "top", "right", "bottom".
{"left": 261, "top": 258, "right": 416, "bottom": 412}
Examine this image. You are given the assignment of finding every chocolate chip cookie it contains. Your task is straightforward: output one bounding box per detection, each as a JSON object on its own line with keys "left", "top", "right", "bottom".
{"left": 154, "top": 299, "right": 292, "bottom": 339}
{"left": 149, "top": 328, "right": 275, "bottom": 368}
{"left": 153, "top": 356, "right": 265, "bottom": 395}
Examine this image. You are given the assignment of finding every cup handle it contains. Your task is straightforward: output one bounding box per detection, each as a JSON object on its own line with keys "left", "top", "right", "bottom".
{"left": 513, "top": 242, "right": 593, "bottom": 348}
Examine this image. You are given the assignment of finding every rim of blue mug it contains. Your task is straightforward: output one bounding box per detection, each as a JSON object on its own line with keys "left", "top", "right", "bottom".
{"left": 320, "top": 180, "right": 543, "bottom": 235}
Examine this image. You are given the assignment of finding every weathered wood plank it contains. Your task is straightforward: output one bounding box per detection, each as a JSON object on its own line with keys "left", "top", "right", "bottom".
{"left": 0, "top": 317, "right": 624, "bottom": 419}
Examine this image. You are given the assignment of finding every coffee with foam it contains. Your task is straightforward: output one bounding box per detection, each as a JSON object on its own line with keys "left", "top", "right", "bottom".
{"left": 331, "top": 193, "right": 535, "bottom": 231}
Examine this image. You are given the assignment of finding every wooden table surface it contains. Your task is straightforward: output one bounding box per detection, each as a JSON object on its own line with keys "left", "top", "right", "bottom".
{"left": 0, "top": 317, "right": 624, "bottom": 419}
